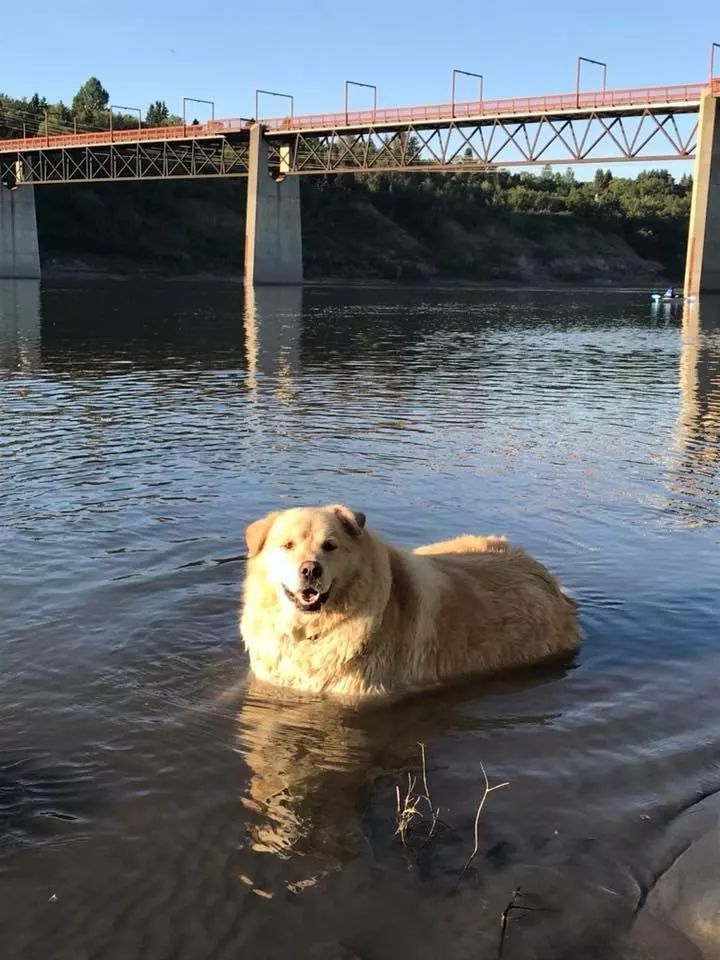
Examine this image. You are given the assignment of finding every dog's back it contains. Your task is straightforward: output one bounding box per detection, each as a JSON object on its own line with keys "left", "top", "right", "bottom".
{"left": 391, "top": 537, "right": 579, "bottom": 688}
{"left": 414, "top": 534, "right": 509, "bottom": 556}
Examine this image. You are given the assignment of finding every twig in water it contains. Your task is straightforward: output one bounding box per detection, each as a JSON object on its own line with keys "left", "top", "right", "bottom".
{"left": 395, "top": 774, "right": 420, "bottom": 845}
{"left": 497, "top": 887, "right": 558, "bottom": 958}
{"left": 462, "top": 760, "right": 510, "bottom": 874}
{"left": 498, "top": 888, "right": 522, "bottom": 958}
{"left": 419, "top": 742, "right": 432, "bottom": 810}
{"left": 394, "top": 742, "right": 441, "bottom": 846}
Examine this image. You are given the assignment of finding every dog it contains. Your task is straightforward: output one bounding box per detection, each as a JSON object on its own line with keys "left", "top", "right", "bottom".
{"left": 240, "top": 504, "right": 579, "bottom": 697}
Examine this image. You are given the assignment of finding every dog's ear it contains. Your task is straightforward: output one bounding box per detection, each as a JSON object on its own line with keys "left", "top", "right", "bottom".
{"left": 244, "top": 512, "right": 279, "bottom": 558}
{"left": 330, "top": 504, "right": 366, "bottom": 537}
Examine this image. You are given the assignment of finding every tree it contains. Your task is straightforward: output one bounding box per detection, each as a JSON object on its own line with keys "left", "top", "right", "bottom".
{"left": 28, "top": 93, "right": 46, "bottom": 120}
{"left": 593, "top": 168, "right": 612, "bottom": 192}
{"left": 146, "top": 100, "right": 170, "bottom": 127}
{"left": 71, "top": 77, "right": 109, "bottom": 126}
{"left": 36, "top": 101, "right": 73, "bottom": 136}
{"left": 679, "top": 173, "right": 692, "bottom": 191}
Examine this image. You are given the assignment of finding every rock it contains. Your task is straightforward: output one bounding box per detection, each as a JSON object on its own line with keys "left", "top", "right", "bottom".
{"left": 306, "top": 943, "right": 361, "bottom": 960}
{"left": 631, "top": 792, "right": 720, "bottom": 960}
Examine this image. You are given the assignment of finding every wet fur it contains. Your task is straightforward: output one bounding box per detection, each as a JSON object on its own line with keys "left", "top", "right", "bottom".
{"left": 240, "top": 506, "right": 579, "bottom": 698}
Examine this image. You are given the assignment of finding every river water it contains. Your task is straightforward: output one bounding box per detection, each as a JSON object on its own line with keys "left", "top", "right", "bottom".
{"left": 1, "top": 280, "right": 719, "bottom": 960}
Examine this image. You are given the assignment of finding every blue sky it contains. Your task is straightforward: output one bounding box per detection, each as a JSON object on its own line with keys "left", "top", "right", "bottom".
{"left": 4, "top": 0, "right": 717, "bottom": 118}
{"left": 3, "top": 0, "right": 717, "bottom": 178}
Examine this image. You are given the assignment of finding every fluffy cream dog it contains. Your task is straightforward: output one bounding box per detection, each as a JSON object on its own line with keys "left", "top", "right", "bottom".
{"left": 240, "top": 504, "right": 579, "bottom": 697}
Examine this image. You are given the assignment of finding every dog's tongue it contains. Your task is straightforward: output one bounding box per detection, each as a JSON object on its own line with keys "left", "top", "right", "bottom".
{"left": 300, "top": 588, "right": 319, "bottom": 603}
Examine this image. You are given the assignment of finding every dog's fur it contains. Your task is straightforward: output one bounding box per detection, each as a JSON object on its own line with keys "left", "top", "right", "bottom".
{"left": 240, "top": 504, "right": 579, "bottom": 697}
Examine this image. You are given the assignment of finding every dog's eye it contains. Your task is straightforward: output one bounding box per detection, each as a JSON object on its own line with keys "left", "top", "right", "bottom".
{"left": 281, "top": 540, "right": 295, "bottom": 551}
{"left": 322, "top": 540, "right": 338, "bottom": 552}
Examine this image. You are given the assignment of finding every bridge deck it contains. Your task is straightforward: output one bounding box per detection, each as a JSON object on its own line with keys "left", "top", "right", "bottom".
{"left": 1, "top": 80, "right": 717, "bottom": 156}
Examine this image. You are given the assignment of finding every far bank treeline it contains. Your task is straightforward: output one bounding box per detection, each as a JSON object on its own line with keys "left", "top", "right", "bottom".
{"left": 1, "top": 78, "right": 692, "bottom": 283}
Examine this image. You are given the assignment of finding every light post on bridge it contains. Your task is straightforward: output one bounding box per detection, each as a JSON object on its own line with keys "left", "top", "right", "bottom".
{"left": 575, "top": 57, "right": 607, "bottom": 109}
{"left": 254, "top": 90, "right": 294, "bottom": 124}
{"left": 344, "top": 81, "right": 377, "bottom": 125}
{"left": 108, "top": 105, "right": 141, "bottom": 142}
{"left": 181, "top": 98, "right": 215, "bottom": 136}
{"left": 710, "top": 42, "right": 720, "bottom": 82}
{"left": 451, "top": 69, "right": 484, "bottom": 119}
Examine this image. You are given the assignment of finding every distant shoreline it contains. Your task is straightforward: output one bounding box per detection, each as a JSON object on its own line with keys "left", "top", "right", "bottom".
{"left": 40, "top": 262, "right": 668, "bottom": 293}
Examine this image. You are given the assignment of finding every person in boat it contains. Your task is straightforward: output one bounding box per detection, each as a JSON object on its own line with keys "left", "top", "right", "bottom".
{"left": 664, "top": 287, "right": 675, "bottom": 298}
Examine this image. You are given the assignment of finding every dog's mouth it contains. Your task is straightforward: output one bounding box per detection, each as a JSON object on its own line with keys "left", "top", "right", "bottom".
{"left": 282, "top": 584, "right": 332, "bottom": 613}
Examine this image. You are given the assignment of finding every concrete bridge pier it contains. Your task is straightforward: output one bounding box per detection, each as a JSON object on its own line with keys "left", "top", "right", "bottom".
{"left": 244, "top": 125, "right": 302, "bottom": 286}
{"left": 0, "top": 180, "right": 41, "bottom": 280}
{"left": 685, "top": 92, "right": 720, "bottom": 296}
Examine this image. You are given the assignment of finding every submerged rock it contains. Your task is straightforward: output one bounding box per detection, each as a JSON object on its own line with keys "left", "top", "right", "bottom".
{"left": 632, "top": 792, "right": 720, "bottom": 960}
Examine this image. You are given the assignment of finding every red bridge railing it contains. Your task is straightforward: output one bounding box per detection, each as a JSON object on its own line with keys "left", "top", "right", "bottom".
{"left": 0, "top": 119, "right": 243, "bottom": 154}
{"left": 263, "top": 81, "right": 716, "bottom": 131}
{"left": 1, "top": 80, "right": 718, "bottom": 154}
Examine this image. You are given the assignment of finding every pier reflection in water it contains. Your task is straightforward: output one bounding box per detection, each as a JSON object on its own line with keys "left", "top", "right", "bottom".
{"left": 0, "top": 279, "right": 40, "bottom": 372}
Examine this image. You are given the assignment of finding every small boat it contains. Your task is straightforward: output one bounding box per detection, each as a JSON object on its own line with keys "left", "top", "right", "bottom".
{"left": 651, "top": 289, "right": 685, "bottom": 303}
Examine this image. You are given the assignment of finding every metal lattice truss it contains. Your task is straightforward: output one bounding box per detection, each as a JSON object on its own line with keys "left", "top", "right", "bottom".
{"left": 1, "top": 137, "right": 249, "bottom": 186}
{"left": 0, "top": 107, "right": 700, "bottom": 186}
{"left": 267, "top": 108, "right": 699, "bottom": 174}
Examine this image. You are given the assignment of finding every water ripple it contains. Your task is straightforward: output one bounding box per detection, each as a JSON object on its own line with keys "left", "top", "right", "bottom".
{"left": 1, "top": 281, "right": 719, "bottom": 959}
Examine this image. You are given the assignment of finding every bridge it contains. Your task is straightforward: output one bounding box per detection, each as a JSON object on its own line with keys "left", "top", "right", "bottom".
{"left": 1, "top": 77, "right": 719, "bottom": 292}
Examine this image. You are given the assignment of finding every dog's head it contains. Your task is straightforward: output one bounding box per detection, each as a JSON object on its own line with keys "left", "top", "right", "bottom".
{"left": 244, "top": 504, "right": 367, "bottom": 615}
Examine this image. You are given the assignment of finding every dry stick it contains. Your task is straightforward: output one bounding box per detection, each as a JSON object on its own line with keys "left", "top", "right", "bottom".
{"left": 426, "top": 806, "right": 440, "bottom": 841}
{"left": 498, "top": 888, "right": 522, "bottom": 958}
{"left": 395, "top": 773, "right": 420, "bottom": 845}
{"left": 397, "top": 744, "right": 507, "bottom": 856}
{"left": 419, "top": 742, "right": 431, "bottom": 809}
{"left": 462, "top": 760, "right": 510, "bottom": 874}
{"left": 497, "top": 888, "right": 558, "bottom": 959}
{"left": 418, "top": 741, "right": 442, "bottom": 844}
{"left": 394, "top": 742, "right": 440, "bottom": 846}
{"left": 418, "top": 741, "right": 441, "bottom": 824}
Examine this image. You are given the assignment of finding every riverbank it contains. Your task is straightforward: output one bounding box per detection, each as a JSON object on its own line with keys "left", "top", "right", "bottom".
{"left": 33, "top": 170, "right": 688, "bottom": 286}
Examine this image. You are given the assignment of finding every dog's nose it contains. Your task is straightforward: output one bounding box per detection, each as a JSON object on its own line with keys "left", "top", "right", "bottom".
{"left": 300, "top": 560, "right": 322, "bottom": 580}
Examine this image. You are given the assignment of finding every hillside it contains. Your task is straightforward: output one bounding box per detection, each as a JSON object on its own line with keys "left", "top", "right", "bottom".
{"left": 34, "top": 168, "right": 688, "bottom": 284}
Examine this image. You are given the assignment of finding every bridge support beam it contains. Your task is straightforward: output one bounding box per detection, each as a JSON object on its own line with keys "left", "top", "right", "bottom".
{"left": 0, "top": 184, "right": 41, "bottom": 280}
{"left": 685, "top": 93, "right": 720, "bottom": 296}
{"left": 244, "top": 124, "right": 302, "bottom": 285}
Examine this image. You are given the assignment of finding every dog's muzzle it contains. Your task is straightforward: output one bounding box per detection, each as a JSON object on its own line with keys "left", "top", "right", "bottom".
{"left": 282, "top": 584, "right": 332, "bottom": 613}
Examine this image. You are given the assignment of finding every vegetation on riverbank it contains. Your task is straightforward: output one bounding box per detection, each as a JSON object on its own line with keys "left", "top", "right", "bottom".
{"left": 302, "top": 166, "right": 690, "bottom": 282}
{"left": 2, "top": 79, "right": 692, "bottom": 283}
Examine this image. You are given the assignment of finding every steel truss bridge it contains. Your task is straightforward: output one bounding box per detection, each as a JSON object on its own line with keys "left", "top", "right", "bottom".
{"left": 1, "top": 80, "right": 719, "bottom": 186}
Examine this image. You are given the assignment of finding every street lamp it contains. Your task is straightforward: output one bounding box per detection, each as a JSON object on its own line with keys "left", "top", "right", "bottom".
{"left": 255, "top": 90, "right": 294, "bottom": 123}
{"left": 181, "top": 97, "right": 215, "bottom": 135}
{"left": 710, "top": 42, "right": 720, "bottom": 82}
{"left": 344, "top": 81, "right": 377, "bottom": 125}
{"left": 108, "top": 105, "right": 142, "bottom": 141}
{"left": 451, "top": 69, "right": 484, "bottom": 118}
{"left": 575, "top": 57, "right": 607, "bottom": 108}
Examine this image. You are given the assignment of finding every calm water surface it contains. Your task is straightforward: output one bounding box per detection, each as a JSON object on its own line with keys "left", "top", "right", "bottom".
{"left": 1, "top": 280, "right": 719, "bottom": 960}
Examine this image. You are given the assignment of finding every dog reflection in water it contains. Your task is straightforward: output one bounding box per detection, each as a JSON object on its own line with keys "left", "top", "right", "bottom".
{"left": 234, "top": 677, "right": 380, "bottom": 893}
{"left": 233, "top": 671, "right": 564, "bottom": 897}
